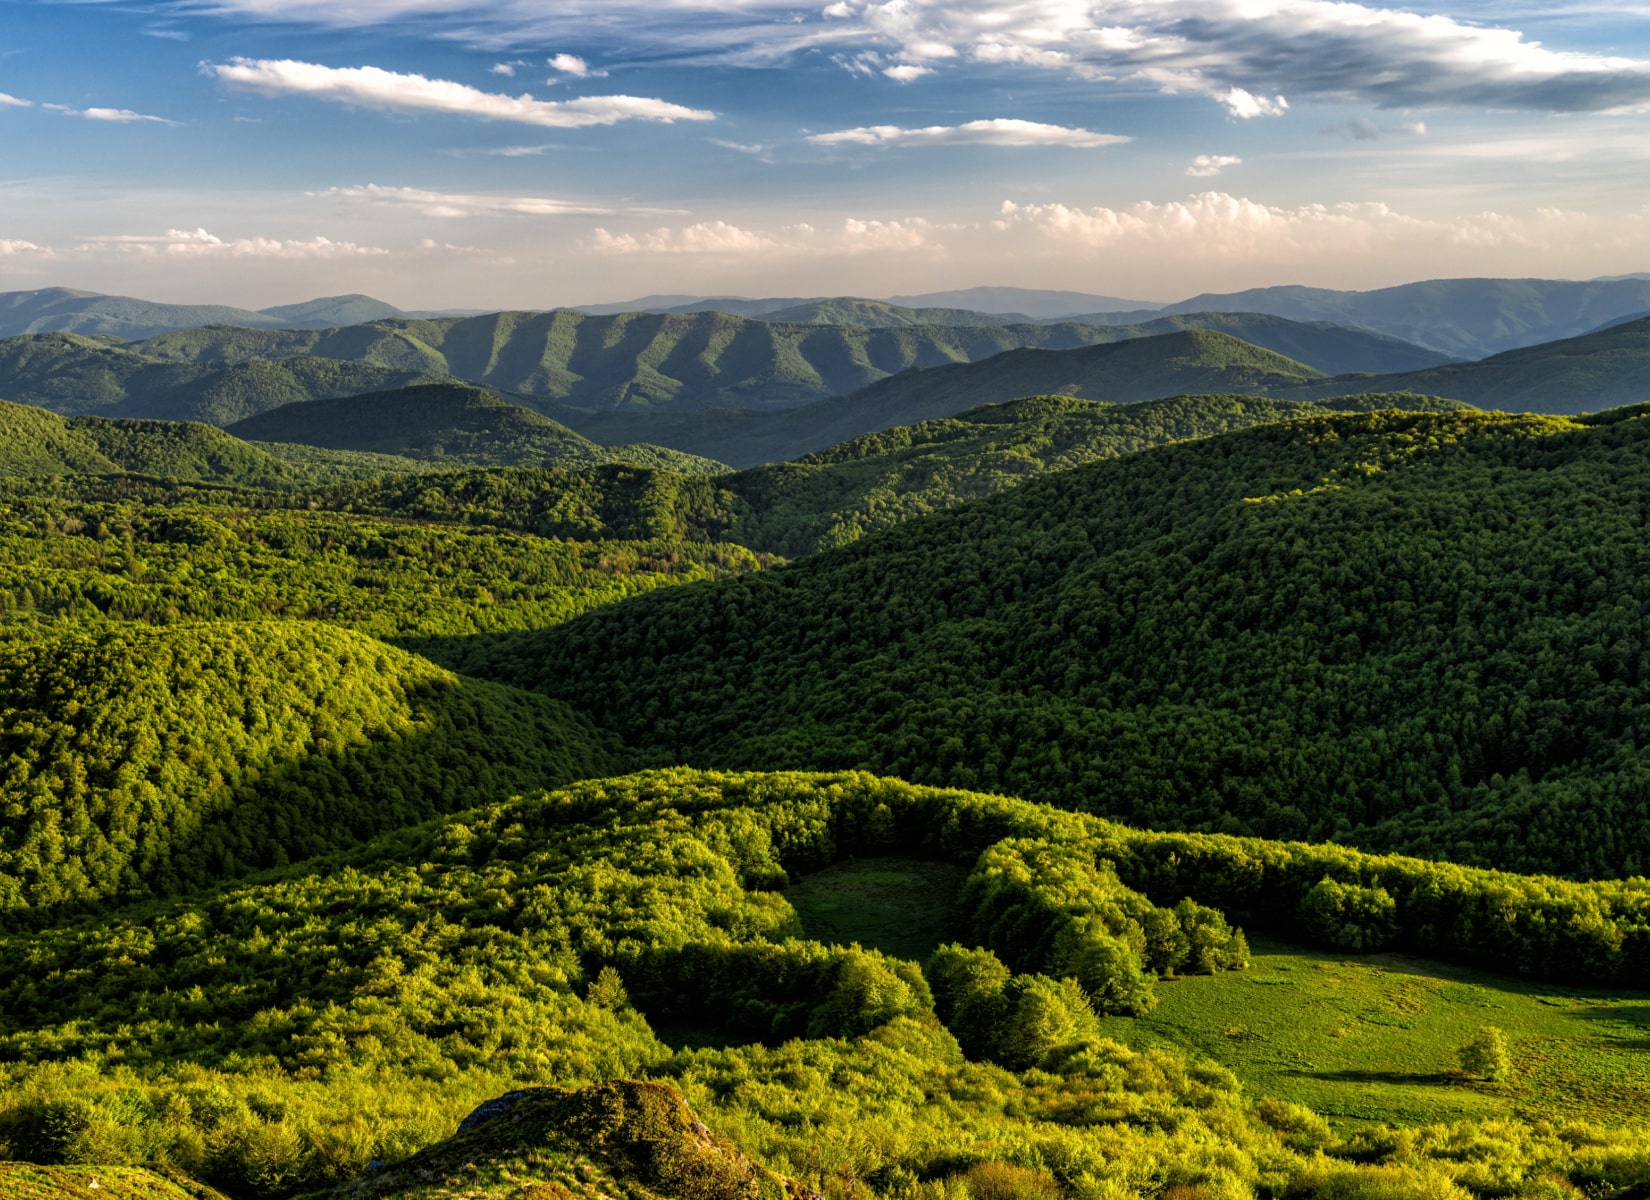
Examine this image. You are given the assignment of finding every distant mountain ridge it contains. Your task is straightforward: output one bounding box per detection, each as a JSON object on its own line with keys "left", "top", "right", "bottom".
{"left": 0, "top": 287, "right": 465, "bottom": 340}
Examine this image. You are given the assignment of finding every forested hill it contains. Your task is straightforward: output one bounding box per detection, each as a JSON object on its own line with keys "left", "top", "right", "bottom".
{"left": 1285, "top": 314, "right": 1650, "bottom": 414}
{"left": 224, "top": 383, "right": 726, "bottom": 473}
{"left": 0, "top": 396, "right": 431, "bottom": 485}
{"left": 0, "top": 332, "right": 437, "bottom": 424}
{"left": 462, "top": 405, "right": 1650, "bottom": 879}
{"left": 560, "top": 331, "right": 1325, "bottom": 465}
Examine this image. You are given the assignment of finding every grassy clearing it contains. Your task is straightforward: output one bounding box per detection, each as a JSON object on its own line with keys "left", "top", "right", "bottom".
{"left": 784, "top": 857, "right": 969, "bottom": 962}
{"left": 0, "top": 1163, "right": 231, "bottom": 1198}
{"left": 1096, "top": 933, "right": 1650, "bottom": 1128}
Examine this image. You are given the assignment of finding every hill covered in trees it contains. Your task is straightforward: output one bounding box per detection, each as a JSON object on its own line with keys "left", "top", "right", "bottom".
{"left": 1287, "top": 315, "right": 1650, "bottom": 414}
{"left": 459, "top": 406, "right": 1650, "bottom": 879}
{"left": 224, "top": 384, "right": 725, "bottom": 473}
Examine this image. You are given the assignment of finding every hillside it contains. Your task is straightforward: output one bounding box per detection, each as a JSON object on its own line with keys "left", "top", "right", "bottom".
{"left": 0, "top": 287, "right": 412, "bottom": 340}
{"left": 0, "top": 332, "right": 437, "bottom": 423}
{"left": 0, "top": 397, "right": 431, "bottom": 486}
{"left": 1290, "top": 315, "right": 1650, "bottom": 414}
{"left": 460, "top": 406, "right": 1650, "bottom": 879}
{"left": 225, "top": 383, "right": 727, "bottom": 472}
{"left": 6, "top": 770, "right": 1650, "bottom": 1198}
{"left": 1161, "top": 276, "right": 1650, "bottom": 357}
{"left": 0, "top": 620, "right": 610, "bottom": 913}
{"left": 890, "top": 286, "right": 1163, "bottom": 316}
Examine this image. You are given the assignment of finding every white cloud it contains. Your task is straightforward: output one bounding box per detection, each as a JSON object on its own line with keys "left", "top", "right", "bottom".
{"left": 320, "top": 184, "right": 614, "bottom": 217}
{"left": 1323, "top": 116, "right": 1430, "bottom": 140}
{"left": 203, "top": 58, "right": 713, "bottom": 128}
{"left": 1219, "top": 88, "right": 1287, "bottom": 120}
{"left": 1187, "top": 154, "right": 1241, "bottom": 176}
{"left": 0, "top": 92, "right": 32, "bottom": 108}
{"left": 549, "top": 53, "right": 606, "bottom": 78}
{"left": 589, "top": 220, "right": 779, "bottom": 256}
{"left": 75, "top": 228, "right": 387, "bottom": 258}
{"left": 166, "top": 1, "right": 1650, "bottom": 115}
{"left": 0, "top": 239, "right": 50, "bottom": 256}
{"left": 882, "top": 64, "right": 932, "bottom": 82}
{"left": 43, "top": 103, "right": 178, "bottom": 125}
{"left": 808, "top": 118, "right": 1129, "bottom": 148}
{"left": 490, "top": 63, "right": 516, "bottom": 76}
{"left": 709, "top": 138, "right": 775, "bottom": 163}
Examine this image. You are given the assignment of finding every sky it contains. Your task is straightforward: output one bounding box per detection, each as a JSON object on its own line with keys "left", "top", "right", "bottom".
{"left": 1, "top": 0, "right": 1649, "bottom": 310}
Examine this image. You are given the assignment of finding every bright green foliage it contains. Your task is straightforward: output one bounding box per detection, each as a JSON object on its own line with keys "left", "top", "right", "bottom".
{"left": 224, "top": 384, "right": 725, "bottom": 474}
{"left": 1458, "top": 1027, "right": 1514, "bottom": 1082}
{"left": 3, "top": 771, "right": 1650, "bottom": 1199}
{"left": 1299, "top": 877, "right": 1400, "bottom": 952}
{"left": 0, "top": 621, "right": 610, "bottom": 913}
{"left": 0, "top": 478, "right": 761, "bottom": 645}
{"left": 478, "top": 407, "right": 1650, "bottom": 877}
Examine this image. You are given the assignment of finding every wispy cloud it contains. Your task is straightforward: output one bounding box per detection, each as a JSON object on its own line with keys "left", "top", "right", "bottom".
{"left": 162, "top": 1, "right": 1650, "bottom": 115}
{"left": 203, "top": 58, "right": 714, "bottom": 127}
{"left": 1323, "top": 117, "right": 1430, "bottom": 141}
{"left": 808, "top": 119, "right": 1129, "bottom": 148}
{"left": 587, "top": 215, "right": 945, "bottom": 257}
{"left": 0, "top": 92, "right": 30, "bottom": 108}
{"left": 43, "top": 103, "right": 179, "bottom": 125}
{"left": 0, "top": 239, "right": 51, "bottom": 256}
{"left": 320, "top": 183, "right": 616, "bottom": 217}
{"left": 75, "top": 227, "right": 387, "bottom": 258}
{"left": 1186, "top": 154, "right": 1241, "bottom": 177}
{"left": 549, "top": 54, "right": 606, "bottom": 79}
{"left": 709, "top": 138, "right": 775, "bottom": 163}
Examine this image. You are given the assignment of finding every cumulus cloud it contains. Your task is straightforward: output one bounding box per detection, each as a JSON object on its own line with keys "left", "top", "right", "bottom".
{"left": 548, "top": 54, "right": 606, "bottom": 78}
{"left": 75, "top": 227, "right": 387, "bottom": 258}
{"left": 589, "top": 220, "right": 780, "bottom": 256}
{"left": 490, "top": 63, "right": 517, "bottom": 76}
{"left": 168, "top": 1, "right": 1650, "bottom": 115}
{"left": 1186, "top": 154, "right": 1241, "bottom": 176}
{"left": 808, "top": 118, "right": 1129, "bottom": 148}
{"left": 203, "top": 58, "right": 713, "bottom": 127}
{"left": 320, "top": 184, "right": 615, "bottom": 217}
{"left": 883, "top": 64, "right": 933, "bottom": 82}
{"left": 0, "top": 239, "right": 50, "bottom": 256}
{"left": 587, "top": 215, "right": 944, "bottom": 257}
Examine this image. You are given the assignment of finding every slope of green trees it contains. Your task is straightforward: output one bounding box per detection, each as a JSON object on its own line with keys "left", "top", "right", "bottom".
{"left": 459, "top": 406, "right": 1650, "bottom": 878}
{"left": 224, "top": 384, "right": 725, "bottom": 473}
{"left": 0, "top": 620, "right": 611, "bottom": 913}
{"left": 4, "top": 770, "right": 1650, "bottom": 1200}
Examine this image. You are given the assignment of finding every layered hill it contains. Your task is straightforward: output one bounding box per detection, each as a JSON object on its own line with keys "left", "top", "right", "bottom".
{"left": 0, "top": 620, "right": 611, "bottom": 913}
{"left": 226, "top": 383, "right": 727, "bottom": 472}
{"left": 0, "top": 332, "right": 437, "bottom": 423}
{"left": 463, "top": 406, "right": 1650, "bottom": 879}
{"left": 0, "top": 287, "right": 412, "bottom": 340}
{"left": 0, "top": 396, "right": 429, "bottom": 485}
{"left": 1157, "top": 276, "right": 1650, "bottom": 357}
{"left": 568, "top": 330, "right": 1327, "bottom": 465}
{"left": 1290, "top": 315, "right": 1650, "bottom": 414}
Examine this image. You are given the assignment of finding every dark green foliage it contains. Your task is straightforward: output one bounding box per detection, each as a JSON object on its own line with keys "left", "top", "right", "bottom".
{"left": 0, "top": 621, "right": 610, "bottom": 913}
{"left": 224, "top": 384, "right": 725, "bottom": 473}
{"left": 1297, "top": 877, "right": 1399, "bottom": 952}
{"left": 466, "top": 407, "right": 1650, "bottom": 879}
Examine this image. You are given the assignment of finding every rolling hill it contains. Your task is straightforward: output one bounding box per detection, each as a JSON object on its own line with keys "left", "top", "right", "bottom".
{"left": 0, "top": 287, "right": 417, "bottom": 341}
{"left": 1157, "top": 276, "right": 1650, "bottom": 357}
{"left": 0, "top": 332, "right": 439, "bottom": 423}
{"left": 0, "top": 620, "right": 611, "bottom": 913}
{"left": 1290, "top": 314, "right": 1650, "bottom": 414}
{"left": 225, "top": 383, "right": 727, "bottom": 472}
{"left": 460, "top": 405, "right": 1650, "bottom": 880}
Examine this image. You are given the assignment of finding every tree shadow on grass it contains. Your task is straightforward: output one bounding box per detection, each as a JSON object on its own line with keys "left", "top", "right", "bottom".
{"left": 1304, "top": 1069, "right": 1455, "bottom": 1087}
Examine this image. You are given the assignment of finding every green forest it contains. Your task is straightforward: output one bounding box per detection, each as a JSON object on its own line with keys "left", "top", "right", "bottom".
{"left": 5, "top": 319, "right": 1650, "bottom": 1200}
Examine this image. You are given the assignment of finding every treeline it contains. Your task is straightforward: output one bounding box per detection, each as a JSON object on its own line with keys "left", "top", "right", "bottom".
{"left": 464, "top": 407, "right": 1650, "bottom": 878}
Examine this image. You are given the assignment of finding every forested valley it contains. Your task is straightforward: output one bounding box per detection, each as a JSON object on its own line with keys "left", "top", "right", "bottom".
{"left": 6, "top": 309, "right": 1650, "bottom": 1200}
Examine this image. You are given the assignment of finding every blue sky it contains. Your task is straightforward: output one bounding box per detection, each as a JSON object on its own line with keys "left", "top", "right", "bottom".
{"left": 2, "top": 0, "right": 1648, "bottom": 309}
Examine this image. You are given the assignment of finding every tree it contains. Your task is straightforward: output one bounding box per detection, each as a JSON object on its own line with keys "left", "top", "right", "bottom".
{"left": 1458, "top": 1026, "right": 1513, "bottom": 1081}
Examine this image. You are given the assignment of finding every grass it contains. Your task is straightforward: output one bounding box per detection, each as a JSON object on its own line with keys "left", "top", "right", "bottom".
{"left": 783, "top": 857, "right": 969, "bottom": 963}
{"left": 0, "top": 1163, "right": 231, "bottom": 1198}
{"left": 1095, "top": 933, "right": 1650, "bottom": 1128}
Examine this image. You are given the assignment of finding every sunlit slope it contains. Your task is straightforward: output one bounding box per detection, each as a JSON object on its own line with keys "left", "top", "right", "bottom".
{"left": 462, "top": 407, "right": 1650, "bottom": 878}
{"left": 1291, "top": 315, "right": 1650, "bottom": 414}
{"left": 0, "top": 620, "right": 610, "bottom": 913}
